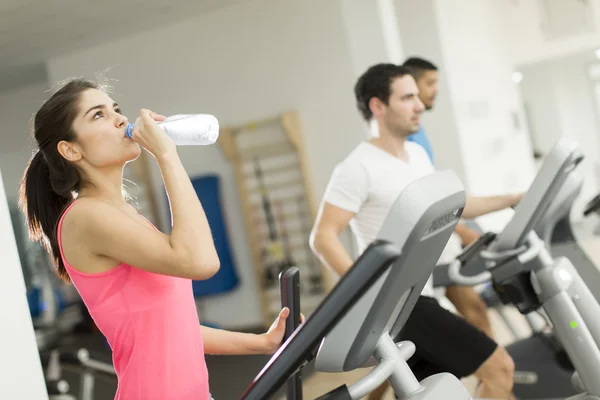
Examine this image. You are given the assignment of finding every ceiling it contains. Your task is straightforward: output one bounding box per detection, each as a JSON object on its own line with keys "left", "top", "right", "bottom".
{"left": 0, "top": 0, "right": 243, "bottom": 91}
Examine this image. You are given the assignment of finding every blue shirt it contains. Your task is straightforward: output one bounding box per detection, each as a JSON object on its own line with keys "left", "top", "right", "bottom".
{"left": 407, "top": 125, "right": 434, "bottom": 164}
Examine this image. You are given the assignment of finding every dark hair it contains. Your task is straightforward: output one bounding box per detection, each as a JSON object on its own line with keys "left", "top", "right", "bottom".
{"left": 354, "top": 63, "right": 412, "bottom": 121}
{"left": 19, "top": 78, "right": 105, "bottom": 282}
{"left": 403, "top": 57, "right": 438, "bottom": 80}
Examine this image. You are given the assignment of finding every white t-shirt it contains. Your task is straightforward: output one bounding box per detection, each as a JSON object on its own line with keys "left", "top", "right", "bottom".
{"left": 322, "top": 141, "right": 463, "bottom": 298}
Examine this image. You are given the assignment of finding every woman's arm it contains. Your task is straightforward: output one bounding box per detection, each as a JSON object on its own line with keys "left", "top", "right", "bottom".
{"left": 201, "top": 308, "right": 300, "bottom": 355}
{"left": 200, "top": 327, "right": 271, "bottom": 355}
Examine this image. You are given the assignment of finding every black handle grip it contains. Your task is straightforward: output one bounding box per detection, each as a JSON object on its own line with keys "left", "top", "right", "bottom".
{"left": 280, "top": 267, "right": 302, "bottom": 342}
{"left": 584, "top": 194, "right": 600, "bottom": 216}
{"left": 315, "top": 385, "right": 353, "bottom": 399}
{"left": 280, "top": 267, "right": 302, "bottom": 400}
{"left": 456, "top": 231, "right": 497, "bottom": 265}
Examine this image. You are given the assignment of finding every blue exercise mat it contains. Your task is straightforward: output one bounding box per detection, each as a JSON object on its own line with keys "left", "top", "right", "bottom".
{"left": 182, "top": 174, "right": 240, "bottom": 297}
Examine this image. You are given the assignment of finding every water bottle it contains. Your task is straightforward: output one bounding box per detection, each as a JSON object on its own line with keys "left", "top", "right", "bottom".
{"left": 125, "top": 114, "right": 219, "bottom": 145}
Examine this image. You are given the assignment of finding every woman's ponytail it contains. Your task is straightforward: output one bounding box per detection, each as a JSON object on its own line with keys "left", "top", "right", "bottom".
{"left": 19, "top": 78, "right": 99, "bottom": 282}
{"left": 19, "top": 150, "right": 74, "bottom": 281}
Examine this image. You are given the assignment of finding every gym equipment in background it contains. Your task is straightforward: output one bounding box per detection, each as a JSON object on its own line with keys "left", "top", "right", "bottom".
{"left": 188, "top": 174, "right": 240, "bottom": 297}
{"left": 435, "top": 143, "right": 600, "bottom": 399}
{"left": 276, "top": 200, "right": 299, "bottom": 280}
{"left": 253, "top": 158, "right": 287, "bottom": 288}
{"left": 449, "top": 138, "right": 600, "bottom": 399}
{"left": 57, "top": 349, "right": 116, "bottom": 400}
{"left": 501, "top": 171, "right": 582, "bottom": 399}
{"left": 536, "top": 169, "right": 600, "bottom": 305}
{"left": 217, "top": 111, "right": 329, "bottom": 326}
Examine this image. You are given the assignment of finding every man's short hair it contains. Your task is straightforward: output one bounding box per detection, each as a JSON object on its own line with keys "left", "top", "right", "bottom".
{"left": 354, "top": 63, "right": 412, "bottom": 121}
{"left": 403, "top": 57, "right": 438, "bottom": 80}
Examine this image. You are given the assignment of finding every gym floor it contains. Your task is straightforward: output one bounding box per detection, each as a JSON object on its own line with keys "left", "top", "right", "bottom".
{"left": 57, "top": 216, "right": 600, "bottom": 399}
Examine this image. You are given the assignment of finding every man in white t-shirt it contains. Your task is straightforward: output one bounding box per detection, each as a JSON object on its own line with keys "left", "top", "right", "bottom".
{"left": 310, "top": 64, "right": 518, "bottom": 399}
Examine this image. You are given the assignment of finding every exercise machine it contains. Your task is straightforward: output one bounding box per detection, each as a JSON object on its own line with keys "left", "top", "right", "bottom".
{"left": 433, "top": 142, "right": 596, "bottom": 399}
{"left": 537, "top": 168, "right": 600, "bottom": 305}
{"left": 505, "top": 169, "right": 585, "bottom": 399}
{"left": 311, "top": 170, "right": 469, "bottom": 399}
{"left": 241, "top": 169, "right": 472, "bottom": 399}
{"left": 449, "top": 138, "right": 600, "bottom": 399}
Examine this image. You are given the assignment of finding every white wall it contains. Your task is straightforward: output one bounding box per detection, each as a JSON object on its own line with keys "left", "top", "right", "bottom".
{"left": 434, "top": 0, "right": 535, "bottom": 194}
{"left": 499, "top": 0, "right": 600, "bottom": 66}
{"left": 0, "top": 171, "right": 48, "bottom": 400}
{"left": 519, "top": 63, "right": 562, "bottom": 157}
{"left": 339, "top": 0, "right": 403, "bottom": 80}
{"left": 340, "top": 0, "right": 393, "bottom": 80}
{"left": 0, "top": 81, "right": 49, "bottom": 201}
{"left": 554, "top": 61, "right": 600, "bottom": 163}
{"left": 520, "top": 54, "right": 600, "bottom": 220}
{"left": 47, "top": 0, "right": 360, "bottom": 329}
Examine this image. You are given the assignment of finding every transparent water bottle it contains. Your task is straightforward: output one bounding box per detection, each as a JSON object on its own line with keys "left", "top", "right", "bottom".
{"left": 125, "top": 114, "right": 219, "bottom": 145}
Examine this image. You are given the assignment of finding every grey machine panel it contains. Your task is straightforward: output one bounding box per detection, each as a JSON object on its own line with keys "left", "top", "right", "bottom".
{"left": 534, "top": 167, "right": 584, "bottom": 247}
{"left": 314, "top": 170, "right": 466, "bottom": 372}
{"left": 493, "top": 138, "right": 583, "bottom": 252}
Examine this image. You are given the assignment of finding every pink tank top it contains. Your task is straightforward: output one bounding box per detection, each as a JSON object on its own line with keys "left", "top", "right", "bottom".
{"left": 57, "top": 201, "right": 211, "bottom": 400}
